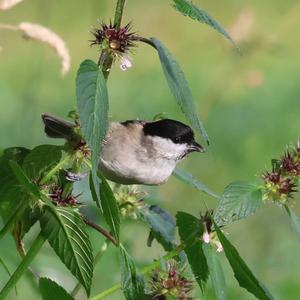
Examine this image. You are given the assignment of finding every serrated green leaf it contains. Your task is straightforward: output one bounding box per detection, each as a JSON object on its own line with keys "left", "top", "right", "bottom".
{"left": 98, "top": 172, "right": 120, "bottom": 242}
{"left": 285, "top": 205, "right": 300, "bottom": 241}
{"left": 171, "top": 0, "right": 237, "bottom": 49}
{"left": 22, "top": 145, "right": 62, "bottom": 181}
{"left": 173, "top": 168, "right": 220, "bottom": 199}
{"left": 40, "top": 206, "right": 93, "bottom": 296}
{"left": 214, "top": 222, "right": 274, "bottom": 300}
{"left": 151, "top": 38, "right": 209, "bottom": 144}
{"left": 76, "top": 59, "right": 109, "bottom": 200}
{"left": 137, "top": 204, "right": 176, "bottom": 251}
{"left": 215, "top": 181, "right": 263, "bottom": 226}
{"left": 39, "top": 277, "right": 75, "bottom": 300}
{"left": 0, "top": 147, "right": 29, "bottom": 222}
{"left": 176, "top": 212, "right": 208, "bottom": 292}
{"left": 202, "top": 243, "right": 227, "bottom": 300}
{"left": 120, "top": 244, "right": 145, "bottom": 300}
{"left": 9, "top": 161, "right": 41, "bottom": 198}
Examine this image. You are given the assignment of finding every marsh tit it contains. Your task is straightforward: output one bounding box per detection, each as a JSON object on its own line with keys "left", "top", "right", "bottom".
{"left": 42, "top": 114, "right": 205, "bottom": 185}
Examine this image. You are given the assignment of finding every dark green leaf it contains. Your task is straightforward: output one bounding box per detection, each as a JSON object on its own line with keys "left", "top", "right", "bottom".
{"left": 202, "top": 243, "right": 227, "bottom": 300}
{"left": 0, "top": 147, "right": 29, "bottom": 222}
{"left": 176, "top": 212, "right": 208, "bottom": 292}
{"left": 215, "top": 181, "right": 263, "bottom": 226}
{"left": 9, "top": 161, "right": 41, "bottom": 198}
{"left": 137, "top": 204, "right": 176, "bottom": 251}
{"left": 40, "top": 206, "right": 93, "bottom": 296}
{"left": 22, "top": 145, "right": 62, "bottom": 180}
{"left": 120, "top": 244, "right": 145, "bottom": 300}
{"left": 76, "top": 59, "right": 109, "bottom": 199}
{"left": 98, "top": 172, "right": 120, "bottom": 242}
{"left": 39, "top": 277, "right": 74, "bottom": 300}
{"left": 171, "top": 0, "right": 237, "bottom": 49}
{"left": 173, "top": 168, "right": 220, "bottom": 199}
{"left": 89, "top": 172, "right": 101, "bottom": 208}
{"left": 214, "top": 222, "right": 274, "bottom": 300}
{"left": 151, "top": 38, "right": 209, "bottom": 144}
{"left": 285, "top": 205, "right": 300, "bottom": 241}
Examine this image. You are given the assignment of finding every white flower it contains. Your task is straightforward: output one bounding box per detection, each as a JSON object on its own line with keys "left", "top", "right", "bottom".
{"left": 216, "top": 242, "right": 224, "bottom": 253}
{"left": 119, "top": 56, "right": 132, "bottom": 71}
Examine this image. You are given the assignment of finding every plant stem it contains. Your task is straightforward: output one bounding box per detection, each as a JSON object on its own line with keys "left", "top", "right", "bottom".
{"left": 99, "top": 0, "right": 126, "bottom": 77}
{"left": 0, "top": 232, "right": 45, "bottom": 299}
{"left": 83, "top": 216, "right": 118, "bottom": 246}
{"left": 40, "top": 154, "right": 71, "bottom": 185}
{"left": 90, "top": 244, "right": 185, "bottom": 300}
{"left": 114, "top": 0, "right": 126, "bottom": 27}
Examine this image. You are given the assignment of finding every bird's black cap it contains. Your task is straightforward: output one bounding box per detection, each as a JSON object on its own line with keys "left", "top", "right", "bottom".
{"left": 143, "top": 119, "right": 197, "bottom": 145}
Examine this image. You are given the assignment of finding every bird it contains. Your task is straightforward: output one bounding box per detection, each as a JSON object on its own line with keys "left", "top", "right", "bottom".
{"left": 42, "top": 113, "right": 205, "bottom": 185}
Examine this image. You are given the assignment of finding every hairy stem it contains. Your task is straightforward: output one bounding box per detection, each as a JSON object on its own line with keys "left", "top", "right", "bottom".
{"left": 0, "top": 232, "right": 45, "bottom": 299}
{"left": 90, "top": 244, "right": 185, "bottom": 300}
{"left": 40, "top": 154, "right": 71, "bottom": 185}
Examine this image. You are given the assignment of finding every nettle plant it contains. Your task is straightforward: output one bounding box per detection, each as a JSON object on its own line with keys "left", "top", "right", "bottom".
{"left": 1, "top": 1, "right": 300, "bottom": 300}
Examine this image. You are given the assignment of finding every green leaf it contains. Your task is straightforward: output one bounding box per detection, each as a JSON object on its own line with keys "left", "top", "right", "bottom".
{"left": 214, "top": 223, "right": 274, "bottom": 300}
{"left": 98, "top": 172, "right": 120, "bottom": 242}
{"left": 173, "top": 168, "right": 220, "bottom": 199}
{"left": 215, "top": 181, "right": 263, "bottom": 226}
{"left": 0, "top": 256, "right": 17, "bottom": 295}
{"left": 22, "top": 145, "right": 62, "bottom": 181}
{"left": 9, "top": 161, "right": 41, "bottom": 198}
{"left": 89, "top": 172, "right": 101, "bottom": 209}
{"left": 0, "top": 147, "right": 29, "bottom": 222}
{"left": 40, "top": 206, "right": 93, "bottom": 296}
{"left": 151, "top": 38, "right": 209, "bottom": 144}
{"left": 202, "top": 243, "right": 227, "bottom": 300}
{"left": 171, "top": 0, "right": 237, "bottom": 49}
{"left": 285, "top": 205, "right": 300, "bottom": 241}
{"left": 176, "top": 212, "right": 208, "bottom": 292}
{"left": 137, "top": 204, "right": 176, "bottom": 251}
{"left": 120, "top": 244, "right": 145, "bottom": 300}
{"left": 76, "top": 59, "right": 109, "bottom": 199}
{"left": 39, "top": 277, "right": 75, "bottom": 300}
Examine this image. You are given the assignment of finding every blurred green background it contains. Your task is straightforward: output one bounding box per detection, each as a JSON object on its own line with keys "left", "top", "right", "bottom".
{"left": 1, "top": 0, "right": 300, "bottom": 299}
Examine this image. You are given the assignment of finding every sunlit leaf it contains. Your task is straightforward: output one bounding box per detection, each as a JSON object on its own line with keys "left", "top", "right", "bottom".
{"left": 176, "top": 212, "right": 208, "bottom": 292}
{"left": 215, "top": 181, "right": 262, "bottom": 226}
{"left": 202, "top": 243, "right": 227, "bottom": 300}
{"left": 40, "top": 206, "right": 93, "bottom": 296}
{"left": 98, "top": 172, "right": 120, "bottom": 242}
{"left": 120, "top": 245, "right": 145, "bottom": 300}
{"left": 137, "top": 204, "right": 176, "bottom": 251}
{"left": 171, "top": 0, "right": 237, "bottom": 49}
{"left": 22, "top": 145, "right": 62, "bottom": 181}
{"left": 76, "top": 59, "right": 109, "bottom": 199}
{"left": 214, "top": 222, "right": 274, "bottom": 300}
{"left": 173, "top": 168, "right": 220, "bottom": 199}
{"left": 151, "top": 38, "right": 209, "bottom": 144}
{"left": 39, "top": 277, "right": 75, "bottom": 300}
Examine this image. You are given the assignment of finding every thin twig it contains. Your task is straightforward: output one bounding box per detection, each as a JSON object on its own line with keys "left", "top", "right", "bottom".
{"left": 82, "top": 216, "right": 118, "bottom": 246}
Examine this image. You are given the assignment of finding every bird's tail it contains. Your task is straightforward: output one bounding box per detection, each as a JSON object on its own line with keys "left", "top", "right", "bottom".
{"left": 42, "top": 113, "right": 75, "bottom": 140}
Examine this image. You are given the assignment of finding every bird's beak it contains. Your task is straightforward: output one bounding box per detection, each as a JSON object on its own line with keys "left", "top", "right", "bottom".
{"left": 188, "top": 141, "right": 205, "bottom": 153}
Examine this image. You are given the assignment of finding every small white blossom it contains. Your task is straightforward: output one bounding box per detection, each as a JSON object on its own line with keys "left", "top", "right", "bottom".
{"left": 202, "top": 231, "right": 210, "bottom": 244}
{"left": 120, "top": 56, "right": 132, "bottom": 71}
{"left": 216, "top": 242, "right": 224, "bottom": 253}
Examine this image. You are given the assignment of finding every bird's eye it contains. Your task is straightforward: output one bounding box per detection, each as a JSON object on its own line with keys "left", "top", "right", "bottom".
{"left": 174, "top": 136, "right": 181, "bottom": 143}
